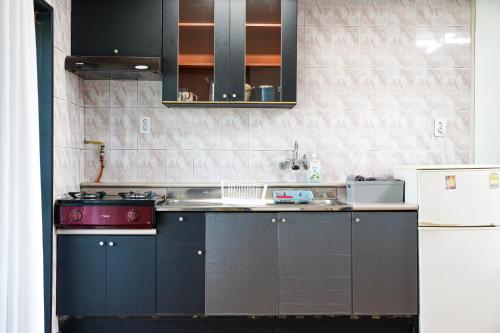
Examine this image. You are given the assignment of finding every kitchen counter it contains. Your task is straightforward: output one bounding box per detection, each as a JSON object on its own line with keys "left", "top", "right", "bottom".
{"left": 350, "top": 202, "right": 418, "bottom": 211}
{"left": 155, "top": 199, "right": 417, "bottom": 212}
{"left": 81, "top": 181, "right": 347, "bottom": 188}
{"left": 56, "top": 229, "right": 157, "bottom": 235}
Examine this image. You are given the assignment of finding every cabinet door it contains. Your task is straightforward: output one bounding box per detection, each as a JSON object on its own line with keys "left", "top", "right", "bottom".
{"left": 56, "top": 236, "right": 107, "bottom": 316}
{"left": 106, "top": 236, "right": 156, "bottom": 315}
{"left": 163, "top": 0, "right": 230, "bottom": 103}
{"left": 352, "top": 212, "right": 418, "bottom": 315}
{"left": 229, "top": 0, "right": 297, "bottom": 103}
{"left": 206, "top": 213, "right": 278, "bottom": 315}
{"left": 157, "top": 213, "right": 205, "bottom": 315}
{"left": 278, "top": 213, "right": 352, "bottom": 315}
{"left": 72, "top": 0, "right": 162, "bottom": 56}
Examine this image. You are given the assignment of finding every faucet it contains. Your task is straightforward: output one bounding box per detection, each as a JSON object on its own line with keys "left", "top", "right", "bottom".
{"left": 279, "top": 141, "right": 309, "bottom": 171}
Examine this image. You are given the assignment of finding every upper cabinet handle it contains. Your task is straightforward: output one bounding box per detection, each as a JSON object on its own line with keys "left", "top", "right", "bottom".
{"left": 113, "top": 49, "right": 119, "bottom": 54}
{"left": 222, "top": 94, "right": 228, "bottom": 99}
{"left": 231, "top": 93, "right": 237, "bottom": 98}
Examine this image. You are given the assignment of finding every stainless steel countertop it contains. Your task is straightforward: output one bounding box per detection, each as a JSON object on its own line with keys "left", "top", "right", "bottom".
{"left": 155, "top": 199, "right": 418, "bottom": 212}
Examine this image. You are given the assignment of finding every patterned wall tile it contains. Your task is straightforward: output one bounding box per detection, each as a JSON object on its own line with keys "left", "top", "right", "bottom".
{"left": 221, "top": 150, "right": 250, "bottom": 181}
{"left": 388, "top": 0, "right": 416, "bottom": 26}
{"left": 109, "top": 108, "right": 138, "bottom": 149}
{"left": 360, "top": 0, "right": 388, "bottom": 26}
{"left": 138, "top": 108, "right": 166, "bottom": 149}
{"left": 194, "top": 109, "right": 221, "bottom": 149}
{"left": 221, "top": 109, "right": 249, "bottom": 150}
{"left": 84, "top": 80, "right": 109, "bottom": 107}
{"left": 80, "top": 0, "right": 472, "bottom": 182}
{"left": 109, "top": 149, "right": 138, "bottom": 181}
{"left": 165, "top": 109, "right": 194, "bottom": 149}
{"left": 84, "top": 107, "right": 109, "bottom": 145}
{"left": 444, "top": 27, "right": 471, "bottom": 68}
{"left": 165, "top": 150, "right": 194, "bottom": 182}
{"left": 138, "top": 150, "right": 166, "bottom": 181}
{"left": 138, "top": 81, "right": 164, "bottom": 107}
{"left": 193, "top": 150, "right": 221, "bottom": 182}
{"left": 110, "top": 80, "right": 138, "bottom": 107}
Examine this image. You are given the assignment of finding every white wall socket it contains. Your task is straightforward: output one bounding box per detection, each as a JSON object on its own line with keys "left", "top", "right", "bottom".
{"left": 140, "top": 116, "right": 151, "bottom": 134}
{"left": 434, "top": 119, "right": 446, "bottom": 137}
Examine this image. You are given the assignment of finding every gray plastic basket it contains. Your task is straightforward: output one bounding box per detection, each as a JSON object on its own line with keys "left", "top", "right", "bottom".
{"left": 346, "top": 180, "right": 404, "bottom": 203}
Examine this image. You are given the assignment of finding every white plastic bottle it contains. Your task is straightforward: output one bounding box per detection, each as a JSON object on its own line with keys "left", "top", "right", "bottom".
{"left": 307, "top": 152, "right": 321, "bottom": 183}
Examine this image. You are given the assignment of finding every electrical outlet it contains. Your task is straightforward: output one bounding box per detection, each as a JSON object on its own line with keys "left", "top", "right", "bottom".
{"left": 139, "top": 116, "right": 151, "bottom": 134}
{"left": 434, "top": 119, "right": 446, "bottom": 137}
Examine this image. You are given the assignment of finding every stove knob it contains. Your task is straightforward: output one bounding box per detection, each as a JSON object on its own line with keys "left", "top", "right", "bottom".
{"left": 127, "top": 209, "right": 141, "bottom": 222}
{"left": 69, "top": 209, "right": 83, "bottom": 222}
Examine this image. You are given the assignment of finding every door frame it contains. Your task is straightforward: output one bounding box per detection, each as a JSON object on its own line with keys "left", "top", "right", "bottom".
{"left": 34, "top": 0, "right": 54, "bottom": 332}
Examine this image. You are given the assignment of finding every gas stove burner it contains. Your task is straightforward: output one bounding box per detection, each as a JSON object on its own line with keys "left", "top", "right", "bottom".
{"left": 68, "top": 191, "right": 106, "bottom": 199}
{"left": 118, "top": 191, "right": 155, "bottom": 200}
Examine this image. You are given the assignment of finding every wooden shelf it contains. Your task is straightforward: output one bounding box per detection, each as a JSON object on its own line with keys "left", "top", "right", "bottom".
{"left": 179, "top": 22, "right": 214, "bottom": 27}
{"left": 246, "top": 23, "right": 281, "bottom": 28}
{"left": 178, "top": 54, "right": 281, "bottom": 67}
{"left": 179, "top": 54, "right": 214, "bottom": 67}
{"left": 246, "top": 54, "right": 281, "bottom": 67}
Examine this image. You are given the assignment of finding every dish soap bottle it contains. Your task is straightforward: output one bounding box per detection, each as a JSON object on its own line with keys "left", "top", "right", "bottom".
{"left": 307, "top": 152, "right": 321, "bottom": 183}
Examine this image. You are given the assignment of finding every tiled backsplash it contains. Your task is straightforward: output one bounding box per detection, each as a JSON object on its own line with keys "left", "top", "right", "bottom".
{"left": 80, "top": 0, "right": 472, "bottom": 183}
{"left": 52, "top": 0, "right": 84, "bottom": 197}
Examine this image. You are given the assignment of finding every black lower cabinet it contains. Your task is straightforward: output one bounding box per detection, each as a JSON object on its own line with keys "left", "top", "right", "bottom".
{"left": 278, "top": 212, "right": 352, "bottom": 315}
{"left": 57, "top": 235, "right": 156, "bottom": 316}
{"left": 156, "top": 213, "right": 205, "bottom": 315}
{"left": 352, "top": 212, "right": 418, "bottom": 315}
{"left": 106, "top": 236, "right": 156, "bottom": 315}
{"left": 57, "top": 236, "right": 107, "bottom": 316}
{"left": 205, "top": 213, "right": 279, "bottom": 316}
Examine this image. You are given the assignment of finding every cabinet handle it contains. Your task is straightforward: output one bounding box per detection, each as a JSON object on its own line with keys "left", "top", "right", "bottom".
{"left": 354, "top": 217, "right": 360, "bottom": 223}
{"left": 113, "top": 49, "right": 119, "bottom": 54}
{"left": 99, "top": 241, "right": 104, "bottom": 246}
{"left": 197, "top": 250, "right": 204, "bottom": 255}
{"left": 281, "top": 218, "right": 287, "bottom": 223}
{"left": 231, "top": 93, "right": 237, "bottom": 98}
{"left": 108, "top": 241, "right": 115, "bottom": 247}
{"left": 178, "top": 217, "right": 184, "bottom": 222}
{"left": 222, "top": 94, "right": 228, "bottom": 99}
{"left": 271, "top": 218, "right": 276, "bottom": 223}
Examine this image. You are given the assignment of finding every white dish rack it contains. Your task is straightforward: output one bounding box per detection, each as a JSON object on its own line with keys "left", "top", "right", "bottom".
{"left": 221, "top": 181, "right": 268, "bottom": 205}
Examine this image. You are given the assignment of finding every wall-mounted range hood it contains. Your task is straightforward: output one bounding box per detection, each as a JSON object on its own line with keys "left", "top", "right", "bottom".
{"left": 65, "top": 56, "right": 161, "bottom": 81}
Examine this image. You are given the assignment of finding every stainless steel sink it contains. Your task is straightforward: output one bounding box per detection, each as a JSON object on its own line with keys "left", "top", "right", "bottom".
{"left": 157, "top": 197, "right": 352, "bottom": 211}
{"left": 309, "top": 199, "right": 338, "bottom": 205}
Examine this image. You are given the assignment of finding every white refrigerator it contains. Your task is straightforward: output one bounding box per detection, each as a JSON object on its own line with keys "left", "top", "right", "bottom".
{"left": 394, "top": 165, "right": 500, "bottom": 333}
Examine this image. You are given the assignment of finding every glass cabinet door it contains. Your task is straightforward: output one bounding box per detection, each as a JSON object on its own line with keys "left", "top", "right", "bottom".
{"left": 245, "top": 0, "right": 282, "bottom": 103}
{"left": 163, "top": 0, "right": 296, "bottom": 106}
{"left": 177, "top": 0, "right": 215, "bottom": 102}
{"left": 228, "top": 0, "right": 296, "bottom": 104}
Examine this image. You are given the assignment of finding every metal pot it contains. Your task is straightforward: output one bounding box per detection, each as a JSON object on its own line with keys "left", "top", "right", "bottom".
{"left": 251, "top": 85, "right": 280, "bottom": 102}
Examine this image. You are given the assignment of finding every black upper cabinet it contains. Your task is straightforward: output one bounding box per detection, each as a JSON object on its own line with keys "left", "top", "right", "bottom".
{"left": 162, "top": 0, "right": 297, "bottom": 108}
{"left": 72, "top": 0, "right": 162, "bottom": 57}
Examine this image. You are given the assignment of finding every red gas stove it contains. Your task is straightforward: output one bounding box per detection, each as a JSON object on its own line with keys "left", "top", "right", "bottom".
{"left": 55, "top": 191, "right": 164, "bottom": 229}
